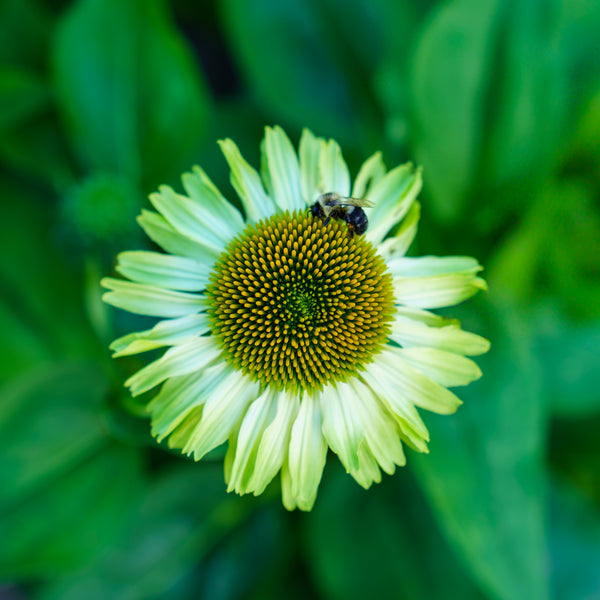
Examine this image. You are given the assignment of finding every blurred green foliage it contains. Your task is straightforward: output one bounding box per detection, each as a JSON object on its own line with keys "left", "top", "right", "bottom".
{"left": 1, "top": 0, "right": 599, "bottom": 598}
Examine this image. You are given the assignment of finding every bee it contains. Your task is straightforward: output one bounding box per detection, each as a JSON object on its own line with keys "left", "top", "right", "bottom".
{"left": 310, "top": 192, "right": 375, "bottom": 236}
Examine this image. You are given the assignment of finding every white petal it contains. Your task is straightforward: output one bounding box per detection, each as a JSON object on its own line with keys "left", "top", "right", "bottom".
{"left": 148, "top": 361, "right": 231, "bottom": 441}
{"left": 299, "top": 128, "right": 323, "bottom": 204}
{"left": 391, "top": 309, "right": 490, "bottom": 356}
{"left": 371, "top": 348, "right": 463, "bottom": 414}
{"left": 226, "top": 387, "right": 278, "bottom": 494}
{"left": 101, "top": 278, "right": 206, "bottom": 317}
{"left": 110, "top": 313, "right": 210, "bottom": 357}
{"left": 248, "top": 389, "right": 300, "bottom": 495}
{"left": 352, "top": 446, "right": 382, "bottom": 489}
{"left": 387, "top": 346, "right": 483, "bottom": 387}
{"left": 116, "top": 251, "right": 210, "bottom": 291}
{"left": 286, "top": 391, "right": 327, "bottom": 511}
{"left": 347, "top": 378, "right": 405, "bottom": 474}
{"left": 393, "top": 272, "right": 488, "bottom": 309}
{"left": 137, "top": 210, "right": 217, "bottom": 263}
{"left": 320, "top": 383, "right": 363, "bottom": 473}
{"left": 388, "top": 255, "right": 482, "bottom": 277}
{"left": 281, "top": 459, "right": 296, "bottom": 511}
{"left": 262, "top": 126, "right": 304, "bottom": 211}
{"left": 377, "top": 202, "right": 421, "bottom": 259}
{"left": 125, "top": 336, "right": 220, "bottom": 396}
{"left": 319, "top": 138, "right": 350, "bottom": 196}
{"left": 366, "top": 163, "right": 422, "bottom": 245}
{"left": 218, "top": 138, "right": 276, "bottom": 222}
{"left": 184, "top": 370, "right": 260, "bottom": 460}
{"left": 149, "top": 186, "right": 228, "bottom": 255}
{"left": 352, "top": 151, "right": 386, "bottom": 198}
{"left": 181, "top": 166, "right": 245, "bottom": 236}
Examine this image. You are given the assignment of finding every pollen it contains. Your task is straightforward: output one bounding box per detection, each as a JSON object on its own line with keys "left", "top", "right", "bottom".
{"left": 206, "top": 211, "right": 395, "bottom": 393}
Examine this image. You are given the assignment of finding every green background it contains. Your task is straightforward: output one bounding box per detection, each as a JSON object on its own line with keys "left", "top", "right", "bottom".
{"left": 1, "top": 0, "right": 600, "bottom": 598}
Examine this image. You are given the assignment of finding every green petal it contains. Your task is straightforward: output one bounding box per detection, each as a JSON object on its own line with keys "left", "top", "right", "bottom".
{"left": 286, "top": 392, "right": 327, "bottom": 511}
{"left": 101, "top": 278, "right": 206, "bottom": 317}
{"left": 320, "top": 384, "right": 363, "bottom": 473}
{"left": 299, "top": 128, "right": 323, "bottom": 204}
{"left": 352, "top": 151, "right": 386, "bottom": 198}
{"left": 347, "top": 379, "right": 405, "bottom": 474}
{"left": 391, "top": 308, "right": 491, "bottom": 355}
{"left": 149, "top": 186, "right": 228, "bottom": 254}
{"left": 366, "top": 163, "right": 422, "bottom": 245}
{"left": 248, "top": 389, "right": 300, "bottom": 495}
{"left": 389, "top": 346, "right": 483, "bottom": 387}
{"left": 262, "top": 125, "right": 304, "bottom": 211}
{"left": 125, "top": 337, "right": 220, "bottom": 396}
{"left": 374, "top": 349, "right": 463, "bottom": 415}
{"left": 137, "top": 210, "right": 218, "bottom": 263}
{"left": 226, "top": 388, "right": 278, "bottom": 495}
{"left": 392, "top": 271, "right": 488, "bottom": 309}
{"left": 182, "top": 166, "right": 245, "bottom": 235}
{"left": 388, "top": 255, "right": 483, "bottom": 277}
{"left": 149, "top": 362, "right": 230, "bottom": 441}
{"left": 116, "top": 251, "right": 210, "bottom": 291}
{"left": 378, "top": 202, "right": 421, "bottom": 259}
{"left": 183, "top": 370, "right": 259, "bottom": 460}
{"left": 318, "top": 138, "right": 350, "bottom": 196}
{"left": 218, "top": 138, "right": 276, "bottom": 221}
{"left": 352, "top": 446, "right": 382, "bottom": 489}
{"left": 110, "top": 313, "right": 210, "bottom": 357}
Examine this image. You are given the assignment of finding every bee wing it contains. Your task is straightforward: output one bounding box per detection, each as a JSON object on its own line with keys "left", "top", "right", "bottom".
{"left": 346, "top": 197, "right": 375, "bottom": 207}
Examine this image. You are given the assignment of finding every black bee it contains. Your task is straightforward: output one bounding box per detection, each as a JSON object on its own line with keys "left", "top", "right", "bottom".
{"left": 310, "top": 192, "right": 375, "bottom": 236}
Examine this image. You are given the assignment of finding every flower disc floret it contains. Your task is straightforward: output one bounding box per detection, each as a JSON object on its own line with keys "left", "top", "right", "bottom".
{"left": 207, "top": 210, "right": 395, "bottom": 393}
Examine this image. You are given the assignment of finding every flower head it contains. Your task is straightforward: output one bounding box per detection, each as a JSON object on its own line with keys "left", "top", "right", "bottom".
{"left": 102, "top": 126, "right": 490, "bottom": 511}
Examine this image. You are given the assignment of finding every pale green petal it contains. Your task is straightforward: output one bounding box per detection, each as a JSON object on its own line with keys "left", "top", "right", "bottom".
{"left": 218, "top": 138, "right": 276, "bottom": 222}
{"left": 352, "top": 151, "right": 386, "bottom": 198}
{"left": 125, "top": 337, "right": 220, "bottom": 396}
{"left": 391, "top": 308, "right": 491, "bottom": 356}
{"left": 148, "top": 362, "right": 231, "bottom": 441}
{"left": 262, "top": 125, "right": 304, "bottom": 211}
{"left": 183, "top": 370, "right": 260, "bottom": 460}
{"left": 137, "top": 210, "right": 217, "bottom": 262}
{"left": 110, "top": 313, "right": 209, "bottom": 357}
{"left": 286, "top": 391, "right": 327, "bottom": 511}
{"left": 281, "top": 459, "right": 297, "bottom": 511}
{"left": 388, "top": 255, "right": 483, "bottom": 277}
{"left": 101, "top": 278, "right": 206, "bottom": 317}
{"left": 360, "top": 367, "right": 430, "bottom": 450}
{"left": 377, "top": 202, "right": 421, "bottom": 259}
{"left": 352, "top": 446, "right": 382, "bottom": 489}
{"left": 116, "top": 251, "right": 210, "bottom": 291}
{"left": 226, "top": 388, "right": 278, "bottom": 494}
{"left": 320, "top": 384, "right": 363, "bottom": 473}
{"left": 182, "top": 166, "right": 245, "bottom": 235}
{"left": 299, "top": 128, "right": 323, "bottom": 204}
{"left": 168, "top": 406, "right": 203, "bottom": 450}
{"left": 319, "top": 138, "right": 350, "bottom": 197}
{"left": 347, "top": 379, "right": 405, "bottom": 474}
{"left": 149, "top": 186, "right": 228, "bottom": 255}
{"left": 248, "top": 389, "right": 300, "bottom": 495}
{"left": 392, "top": 272, "right": 488, "bottom": 309}
{"left": 387, "top": 346, "right": 483, "bottom": 387}
{"left": 365, "top": 163, "right": 422, "bottom": 245}
{"left": 373, "top": 349, "right": 463, "bottom": 414}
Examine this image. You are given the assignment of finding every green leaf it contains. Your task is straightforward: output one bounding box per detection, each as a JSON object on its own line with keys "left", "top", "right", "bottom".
{"left": 0, "top": 363, "right": 144, "bottom": 579}
{"left": 482, "top": 0, "right": 566, "bottom": 187}
{"left": 304, "top": 464, "right": 482, "bottom": 600}
{"left": 52, "top": 0, "right": 212, "bottom": 189}
{"left": 536, "top": 316, "right": 600, "bottom": 417}
{"left": 411, "top": 299, "right": 548, "bottom": 600}
{"left": 410, "top": 0, "right": 502, "bottom": 223}
{"left": 549, "top": 480, "right": 600, "bottom": 600}
{"left": 37, "top": 463, "right": 250, "bottom": 600}
{"left": 0, "top": 67, "right": 48, "bottom": 133}
{"left": 220, "top": 0, "right": 382, "bottom": 145}
{"left": 0, "top": 363, "right": 108, "bottom": 509}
